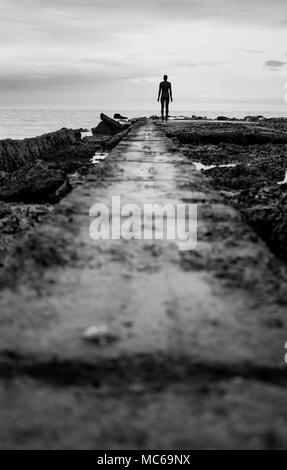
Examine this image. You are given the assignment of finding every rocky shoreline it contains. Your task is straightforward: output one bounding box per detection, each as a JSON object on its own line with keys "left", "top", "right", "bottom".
{"left": 161, "top": 117, "right": 287, "bottom": 264}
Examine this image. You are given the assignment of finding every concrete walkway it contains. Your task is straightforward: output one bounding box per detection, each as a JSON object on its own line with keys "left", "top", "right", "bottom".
{"left": 0, "top": 120, "right": 287, "bottom": 449}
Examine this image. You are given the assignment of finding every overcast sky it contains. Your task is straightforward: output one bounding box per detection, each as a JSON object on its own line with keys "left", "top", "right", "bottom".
{"left": 0, "top": 0, "right": 286, "bottom": 110}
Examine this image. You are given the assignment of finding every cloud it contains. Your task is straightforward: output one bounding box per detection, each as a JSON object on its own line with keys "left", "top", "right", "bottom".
{"left": 0, "top": 54, "right": 163, "bottom": 93}
{"left": 0, "top": 0, "right": 286, "bottom": 108}
{"left": 1, "top": 1, "right": 285, "bottom": 52}
{"left": 265, "top": 60, "right": 286, "bottom": 70}
{"left": 177, "top": 61, "right": 228, "bottom": 69}
{"left": 184, "top": 61, "right": 227, "bottom": 68}
{"left": 243, "top": 49, "right": 266, "bottom": 54}
{"left": 2, "top": 0, "right": 287, "bottom": 32}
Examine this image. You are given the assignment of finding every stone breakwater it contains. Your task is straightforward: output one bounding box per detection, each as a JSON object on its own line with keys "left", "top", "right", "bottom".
{"left": 2, "top": 120, "right": 287, "bottom": 449}
{"left": 0, "top": 128, "right": 82, "bottom": 173}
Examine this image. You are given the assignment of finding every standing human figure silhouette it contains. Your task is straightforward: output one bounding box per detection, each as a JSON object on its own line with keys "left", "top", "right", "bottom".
{"left": 157, "top": 75, "right": 173, "bottom": 121}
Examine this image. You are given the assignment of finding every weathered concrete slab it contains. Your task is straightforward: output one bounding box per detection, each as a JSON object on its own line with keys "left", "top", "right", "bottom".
{"left": 1, "top": 377, "right": 287, "bottom": 449}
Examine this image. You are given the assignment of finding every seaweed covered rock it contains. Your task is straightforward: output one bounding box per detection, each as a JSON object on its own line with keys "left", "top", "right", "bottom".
{"left": 167, "top": 122, "right": 287, "bottom": 146}
{"left": 243, "top": 190, "right": 287, "bottom": 261}
{"left": 204, "top": 164, "right": 268, "bottom": 190}
{"left": 244, "top": 115, "right": 264, "bottom": 122}
{"left": 0, "top": 160, "right": 70, "bottom": 203}
{"left": 92, "top": 113, "right": 130, "bottom": 136}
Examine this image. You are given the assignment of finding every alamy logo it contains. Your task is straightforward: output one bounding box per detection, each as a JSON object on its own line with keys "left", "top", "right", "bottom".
{"left": 89, "top": 196, "right": 197, "bottom": 251}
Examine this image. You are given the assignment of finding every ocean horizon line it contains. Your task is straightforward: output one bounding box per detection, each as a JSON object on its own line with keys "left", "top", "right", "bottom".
{"left": 0, "top": 107, "right": 286, "bottom": 140}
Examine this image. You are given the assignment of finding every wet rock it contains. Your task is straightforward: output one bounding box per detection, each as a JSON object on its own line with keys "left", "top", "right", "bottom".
{"left": 244, "top": 115, "right": 265, "bottom": 122}
{"left": 92, "top": 121, "right": 114, "bottom": 136}
{"left": 163, "top": 120, "right": 287, "bottom": 266}
{"left": 68, "top": 171, "right": 85, "bottom": 187}
{"left": 192, "top": 115, "right": 208, "bottom": 120}
{"left": 78, "top": 165, "right": 89, "bottom": 175}
{"left": 53, "top": 179, "right": 71, "bottom": 202}
{"left": 67, "top": 166, "right": 89, "bottom": 188}
{"left": 204, "top": 166, "right": 287, "bottom": 262}
{"left": 26, "top": 205, "right": 52, "bottom": 217}
{"left": 100, "top": 113, "right": 128, "bottom": 133}
{"left": 0, "top": 201, "right": 11, "bottom": 219}
{"left": 204, "top": 164, "right": 267, "bottom": 190}
{"left": 0, "top": 128, "right": 82, "bottom": 173}
{"left": 200, "top": 156, "right": 287, "bottom": 262}
{"left": 0, "top": 160, "right": 69, "bottom": 203}
{"left": 92, "top": 114, "right": 130, "bottom": 137}
{"left": 41, "top": 139, "right": 104, "bottom": 174}
{"left": 243, "top": 201, "right": 287, "bottom": 261}
{"left": 114, "top": 113, "right": 128, "bottom": 120}
{"left": 0, "top": 203, "right": 53, "bottom": 258}
{"left": 0, "top": 214, "right": 20, "bottom": 235}
{"left": 167, "top": 122, "right": 287, "bottom": 146}
{"left": 217, "top": 116, "right": 231, "bottom": 121}
{"left": 0, "top": 171, "right": 9, "bottom": 181}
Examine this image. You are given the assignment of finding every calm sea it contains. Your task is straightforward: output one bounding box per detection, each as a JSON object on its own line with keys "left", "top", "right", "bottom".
{"left": 0, "top": 108, "right": 286, "bottom": 140}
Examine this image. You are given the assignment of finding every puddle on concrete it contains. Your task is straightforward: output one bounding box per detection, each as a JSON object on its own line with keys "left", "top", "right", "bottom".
{"left": 277, "top": 171, "right": 287, "bottom": 185}
{"left": 68, "top": 153, "right": 110, "bottom": 186}
{"left": 91, "top": 152, "right": 109, "bottom": 165}
{"left": 192, "top": 162, "right": 237, "bottom": 171}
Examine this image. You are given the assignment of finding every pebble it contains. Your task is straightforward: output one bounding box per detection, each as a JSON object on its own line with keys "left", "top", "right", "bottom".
{"left": 82, "top": 325, "right": 119, "bottom": 345}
